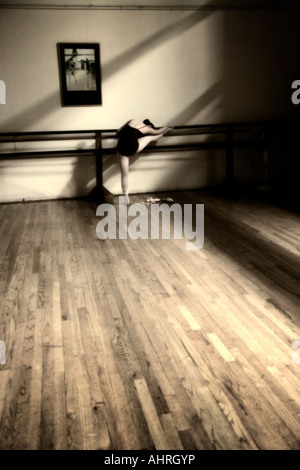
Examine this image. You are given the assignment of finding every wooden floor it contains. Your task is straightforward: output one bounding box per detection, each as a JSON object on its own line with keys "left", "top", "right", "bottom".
{"left": 0, "top": 189, "right": 300, "bottom": 450}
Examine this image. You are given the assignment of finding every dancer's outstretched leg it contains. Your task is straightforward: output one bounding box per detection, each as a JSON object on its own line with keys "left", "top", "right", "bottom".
{"left": 118, "top": 153, "right": 130, "bottom": 204}
{"left": 137, "top": 133, "right": 163, "bottom": 153}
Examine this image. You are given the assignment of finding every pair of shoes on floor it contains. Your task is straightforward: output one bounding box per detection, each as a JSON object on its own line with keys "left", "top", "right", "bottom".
{"left": 146, "top": 197, "right": 161, "bottom": 204}
{"left": 145, "top": 197, "right": 175, "bottom": 204}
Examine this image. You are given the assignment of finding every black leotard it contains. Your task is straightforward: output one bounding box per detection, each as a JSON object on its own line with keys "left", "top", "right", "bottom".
{"left": 117, "top": 124, "right": 144, "bottom": 157}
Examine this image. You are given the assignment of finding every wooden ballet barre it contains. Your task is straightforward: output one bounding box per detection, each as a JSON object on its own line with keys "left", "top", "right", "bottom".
{"left": 0, "top": 119, "right": 298, "bottom": 202}
{"left": 0, "top": 149, "right": 97, "bottom": 159}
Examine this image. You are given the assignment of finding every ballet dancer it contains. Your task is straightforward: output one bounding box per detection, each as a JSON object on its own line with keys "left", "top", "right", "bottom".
{"left": 116, "top": 119, "right": 173, "bottom": 204}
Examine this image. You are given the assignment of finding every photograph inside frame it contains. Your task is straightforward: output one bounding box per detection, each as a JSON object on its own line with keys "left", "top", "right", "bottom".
{"left": 64, "top": 48, "right": 97, "bottom": 92}
{"left": 58, "top": 42, "right": 101, "bottom": 106}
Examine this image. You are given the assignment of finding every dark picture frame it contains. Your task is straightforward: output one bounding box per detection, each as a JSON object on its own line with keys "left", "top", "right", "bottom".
{"left": 57, "top": 43, "right": 102, "bottom": 106}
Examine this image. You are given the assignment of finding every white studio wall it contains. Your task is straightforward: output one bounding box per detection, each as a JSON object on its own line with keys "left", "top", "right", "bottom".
{"left": 0, "top": 5, "right": 299, "bottom": 202}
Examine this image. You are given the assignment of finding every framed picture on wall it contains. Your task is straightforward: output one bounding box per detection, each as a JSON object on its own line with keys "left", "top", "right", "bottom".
{"left": 57, "top": 43, "right": 102, "bottom": 106}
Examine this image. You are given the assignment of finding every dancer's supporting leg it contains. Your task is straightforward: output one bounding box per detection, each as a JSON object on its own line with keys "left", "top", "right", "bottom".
{"left": 118, "top": 134, "right": 164, "bottom": 205}
{"left": 118, "top": 153, "right": 130, "bottom": 204}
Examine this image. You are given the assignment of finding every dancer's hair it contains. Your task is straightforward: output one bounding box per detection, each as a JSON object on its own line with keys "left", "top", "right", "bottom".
{"left": 143, "top": 119, "right": 155, "bottom": 128}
